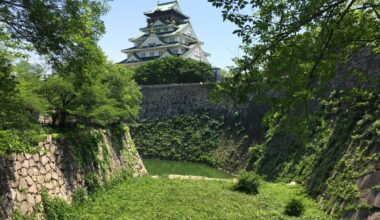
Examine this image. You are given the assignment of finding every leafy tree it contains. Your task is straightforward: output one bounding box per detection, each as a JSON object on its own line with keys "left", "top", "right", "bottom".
{"left": 0, "top": 0, "right": 142, "bottom": 155}
{"left": 0, "top": 0, "right": 109, "bottom": 62}
{"left": 38, "top": 45, "right": 141, "bottom": 128}
{"left": 209, "top": 0, "right": 380, "bottom": 128}
{"left": 133, "top": 57, "right": 215, "bottom": 85}
{"left": 0, "top": 60, "right": 47, "bottom": 156}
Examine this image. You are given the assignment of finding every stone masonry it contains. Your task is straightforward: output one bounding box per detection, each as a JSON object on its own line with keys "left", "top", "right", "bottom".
{"left": 139, "top": 83, "right": 238, "bottom": 119}
{"left": 0, "top": 129, "right": 147, "bottom": 219}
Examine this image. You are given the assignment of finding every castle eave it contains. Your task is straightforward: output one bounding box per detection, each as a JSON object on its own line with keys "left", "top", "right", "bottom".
{"left": 122, "top": 43, "right": 190, "bottom": 53}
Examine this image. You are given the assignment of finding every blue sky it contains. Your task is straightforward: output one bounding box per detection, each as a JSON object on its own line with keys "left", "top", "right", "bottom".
{"left": 98, "top": 0, "right": 242, "bottom": 68}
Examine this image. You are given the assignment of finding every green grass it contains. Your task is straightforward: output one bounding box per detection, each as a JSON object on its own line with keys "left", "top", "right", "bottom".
{"left": 143, "top": 159, "right": 234, "bottom": 179}
{"left": 66, "top": 177, "right": 331, "bottom": 219}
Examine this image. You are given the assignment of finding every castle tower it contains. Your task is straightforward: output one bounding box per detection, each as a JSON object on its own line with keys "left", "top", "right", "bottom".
{"left": 119, "top": 0, "right": 210, "bottom": 66}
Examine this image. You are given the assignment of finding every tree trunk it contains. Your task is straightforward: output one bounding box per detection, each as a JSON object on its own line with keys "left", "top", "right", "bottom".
{"left": 58, "top": 111, "right": 67, "bottom": 129}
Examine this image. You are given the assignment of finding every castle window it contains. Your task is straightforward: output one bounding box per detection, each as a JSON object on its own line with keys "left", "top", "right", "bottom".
{"left": 148, "top": 43, "right": 155, "bottom": 47}
{"left": 141, "top": 53, "right": 145, "bottom": 57}
{"left": 170, "top": 38, "right": 175, "bottom": 43}
{"left": 150, "top": 52, "right": 155, "bottom": 57}
{"left": 173, "top": 49, "right": 178, "bottom": 54}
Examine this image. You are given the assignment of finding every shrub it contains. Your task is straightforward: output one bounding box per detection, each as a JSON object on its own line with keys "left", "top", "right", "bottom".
{"left": 72, "top": 187, "right": 88, "bottom": 205}
{"left": 85, "top": 172, "right": 101, "bottom": 194}
{"left": 41, "top": 191, "right": 70, "bottom": 220}
{"left": 234, "top": 171, "right": 260, "bottom": 195}
{"left": 133, "top": 57, "right": 214, "bottom": 85}
{"left": 284, "top": 199, "right": 305, "bottom": 217}
{"left": 11, "top": 210, "right": 28, "bottom": 220}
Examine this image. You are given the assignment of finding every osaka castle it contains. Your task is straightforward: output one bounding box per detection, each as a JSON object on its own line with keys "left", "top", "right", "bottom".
{"left": 119, "top": 0, "right": 211, "bottom": 66}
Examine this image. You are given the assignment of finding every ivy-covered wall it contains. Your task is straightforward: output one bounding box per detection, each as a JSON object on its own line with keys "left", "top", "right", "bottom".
{"left": 0, "top": 126, "right": 147, "bottom": 218}
{"left": 131, "top": 113, "right": 255, "bottom": 173}
{"left": 248, "top": 48, "right": 380, "bottom": 219}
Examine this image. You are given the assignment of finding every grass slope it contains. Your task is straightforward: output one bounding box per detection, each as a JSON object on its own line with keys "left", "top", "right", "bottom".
{"left": 143, "top": 159, "right": 233, "bottom": 179}
{"left": 67, "top": 177, "right": 330, "bottom": 219}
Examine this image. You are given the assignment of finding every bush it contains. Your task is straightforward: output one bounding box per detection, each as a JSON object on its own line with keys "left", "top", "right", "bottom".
{"left": 234, "top": 171, "right": 260, "bottom": 195}
{"left": 133, "top": 57, "right": 214, "bottom": 85}
{"left": 11, "top": 209, "right": 28, "bottom": 220}
{"left": 284, "top": 199, "right": 305, "bottom": 217}
{"left": 41, "top": 191, "right": 70, "bottom": 220}
{"left": 72, "top": 187, "right": 88, "bottom": 205}
{"left": 85, "top": 172, "right": 101, "bottom": 194}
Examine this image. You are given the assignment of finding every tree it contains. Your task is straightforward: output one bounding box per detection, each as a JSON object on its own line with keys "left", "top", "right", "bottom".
{"left": 133, "top": 57, "right": 215, "bottom": 85}
{"left": 0, "top": 0, "right": 117, "bottom": 155}
{"left": 209, "top": 0, "right": 380, "bottom": 117}
{"left": 0, "top": 0, "right": 109, "bottom": 63}
{"left": 0, "top": 60, "right": 47, "bottom": 156}
{"left": 38, "top": 45, "right": 141, "bottom": 128}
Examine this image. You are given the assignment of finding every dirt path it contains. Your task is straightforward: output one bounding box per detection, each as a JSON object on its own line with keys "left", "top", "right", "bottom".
{"left": 151, "top": 174, "right": 238, "bottom": 183}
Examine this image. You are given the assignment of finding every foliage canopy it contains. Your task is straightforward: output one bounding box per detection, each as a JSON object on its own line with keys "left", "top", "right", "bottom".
{"left": 133, "top": 57, "right": 215, "bottom": 85}
{"left": 0, "top": 0, "right": 142, "bottom": 155}
{"left": 209, "top": 0, "right": 380, "bottom": 125}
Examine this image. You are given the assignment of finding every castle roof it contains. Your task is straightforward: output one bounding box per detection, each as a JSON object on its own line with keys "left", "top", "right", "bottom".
{"left": 120, "top": 1, "right": 210, "bottom": 65}
{"left": 144, "top": 1, "right": 189, "bottom": 20}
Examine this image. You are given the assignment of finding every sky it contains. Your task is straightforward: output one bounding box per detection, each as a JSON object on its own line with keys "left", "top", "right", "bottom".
{"left": 98, "top": 0, "right": 243, "bottom": 68}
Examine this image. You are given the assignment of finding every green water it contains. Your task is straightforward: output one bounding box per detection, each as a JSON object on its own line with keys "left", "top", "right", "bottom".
{"left": 143, "top": 159, "right": 234, "bottom": 179}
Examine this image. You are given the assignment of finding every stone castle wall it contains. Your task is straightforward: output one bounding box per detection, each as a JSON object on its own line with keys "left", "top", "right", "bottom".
{"left": 0, "top": 129, "right": 147, "bottom": 219}
{"left": 139, "top": 83, "right": 242, "bottom": 119}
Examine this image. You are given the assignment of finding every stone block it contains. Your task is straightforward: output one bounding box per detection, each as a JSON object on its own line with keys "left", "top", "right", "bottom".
{"left": 35, "top": 194, "right": 42, "bottom": 204}
{"left": 21, "top": 160, "right": 29, "bottom": 168}
{"left": 50, "top": 145, "right": 57, "bottom": 154}
{"left": 58, "top": 178, "right": 64, "bottom": 186}
{"left": 40, "top": 167, "right": 46, "bottom": 175}
{"left": 50, "top": 163, "right": 57, "bottom": 171}
{"left": 374, "top": 194, "right": 380, "bottom": 208}
{"left": 45, "top": 173, "right": 52, "bottom": 182}
{"left": 36, "top": 162, "right": 42, "bottom": 169}
{"left": 26, "top": 194, "right": 35, "bottom": 206}
{"left": 367, "top": 190, "right": 377, "bottom": 204}
{"left": 19, "top": 178, "right": 28, "bottom": 191}
{"left": 41, "top": 156, "right": 49, "bottom": 166}
{"left": 25, "top": 176, "right": 34, "bottom": 186}
{"left": 360, "top": 171, "right": 380, "bottom": 189}
{"left": 29, "top": 160, "right": 35, "bottom": 167}
{"left": 54, "top": 187, "right": 60, "bottom": 195}
{"left": 27, "top": 168, "right": 34, "bottom": 177}
{"left": 9, "top": 189, "right": 16, "bottom": 200}
{"left": 36, "top": 176, "right": 45, "bottom": 184}
{"left": 14, "top": 161, "right": 22, "bottom": 171}
{"left": 10, "top": 179, "right": 19, "bottom": 189}
{"left": 19, "top": 201, "right": 29, "bottom": 214}
{"left": 45, "top": 164, "right": 52, "bottom": 172}
{"left": 16, "top": 191, "right": 26, "bottom": 202}
{"left": 25, "top": 154, "right": 32, "bottom": 160}
{"left": 33, "top": 155, "right": 39, "bottom": 162}
{"left": 28, "top": 184, "right": 37, "bottom": 194}
{"left": 16, "top": 155, "right": 25, "bottom": 162}
{"left": 45, "top": 182, "right": 53, "bottom": 190}
{"left": 52, "top": 173, "right": 59, "bottom": 181}
{"left": 33, "top": 167, "right": 39, "bottom": 176}
{"left": 52, "top": 180, "right": 58, "bottom": 188}
{"left": 20, "top": 168, "right": 27, "bottom": 177}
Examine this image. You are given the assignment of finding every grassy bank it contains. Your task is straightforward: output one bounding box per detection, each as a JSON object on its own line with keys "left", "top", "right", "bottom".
{"left": 143, "top": 159, "right": 233, "bottom": 179}
{"left": 66, "top": 177, "right": 330, "bottom": 219}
